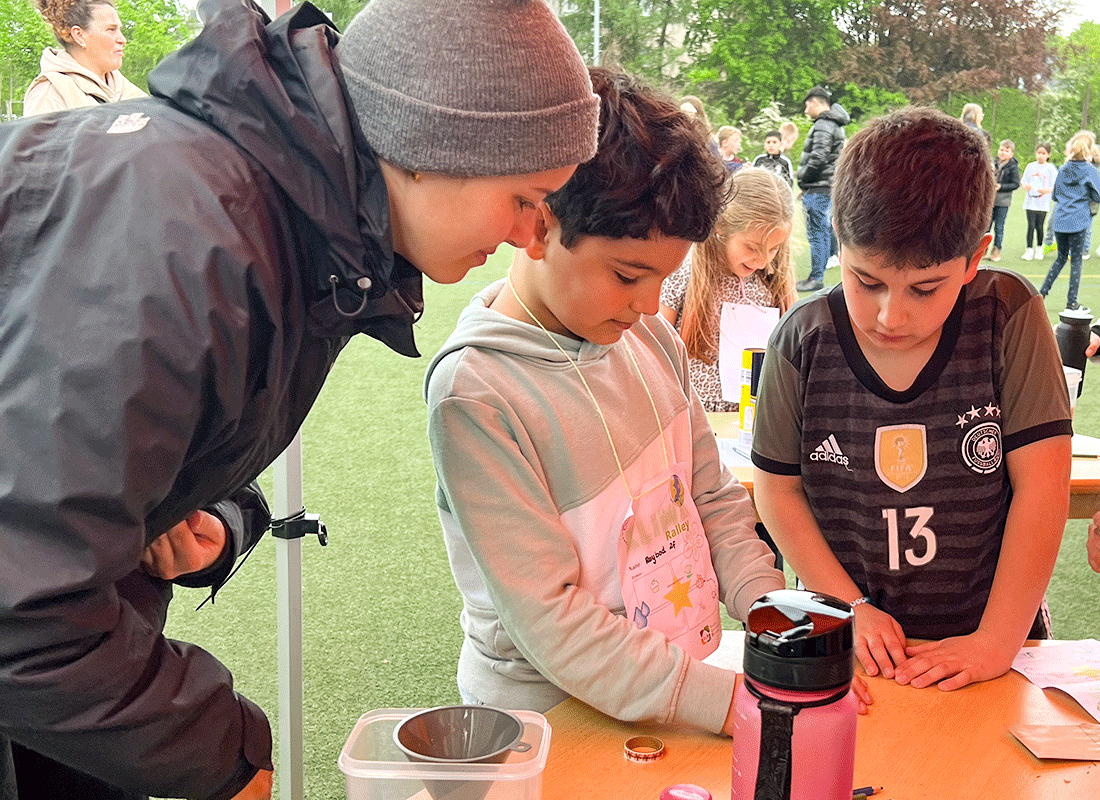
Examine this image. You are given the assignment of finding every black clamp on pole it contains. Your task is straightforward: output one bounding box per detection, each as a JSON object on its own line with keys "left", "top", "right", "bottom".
{"left": 269, "top": 507, "right": 328, "bottom": 547}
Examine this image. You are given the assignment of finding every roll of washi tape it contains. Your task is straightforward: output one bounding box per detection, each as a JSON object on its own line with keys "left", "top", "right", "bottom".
{"left": 623, "top": 735, "right": 666, "bottom": 762}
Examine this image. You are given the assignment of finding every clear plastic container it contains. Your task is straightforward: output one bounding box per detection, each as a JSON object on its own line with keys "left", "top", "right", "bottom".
{"left": 339, "top": 708, "right": 551, "bottom": 800}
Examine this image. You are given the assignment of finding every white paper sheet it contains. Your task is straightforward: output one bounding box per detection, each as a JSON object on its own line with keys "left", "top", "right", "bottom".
{"left": 718, "top": 303, "right": 779, "bottom": 402}
{"left": 1012, "top": 639, "right": 1100, "bottom": 723}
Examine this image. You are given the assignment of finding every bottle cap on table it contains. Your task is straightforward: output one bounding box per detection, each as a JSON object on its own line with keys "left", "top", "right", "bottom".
{"left": 659, "top": 784, "right": 712, "bottom": 800}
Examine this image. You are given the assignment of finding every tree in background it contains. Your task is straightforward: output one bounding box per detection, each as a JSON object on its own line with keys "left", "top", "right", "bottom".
{"left": 318, "top": 0, "right": 367, "bottom": 31}
{"left": 681, "top": 0, "right": 844, "bottom": 123}
{"left": 116, "top": 0, "right": 195, "bottom": 88}
{"left": 554, "top": 0, "right": 691, "bottom": 85}
{"left": 1056, "top": 20, "right": 1100, "bottom": 131}
{"left": 834, "top": 0, "right": 1068, "bottom": 104}
{"left": 0, "top": 0, "right": 53, "bottom": 118}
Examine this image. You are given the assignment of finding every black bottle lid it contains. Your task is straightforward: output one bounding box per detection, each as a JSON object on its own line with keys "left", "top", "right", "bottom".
{"left": 743, "top": 589, "right": 854, "bottom": 691}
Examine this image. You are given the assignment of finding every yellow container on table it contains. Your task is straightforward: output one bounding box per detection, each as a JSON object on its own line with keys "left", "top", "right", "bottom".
{"left": 739, "top": 348, "right": 765, "bottom": 437}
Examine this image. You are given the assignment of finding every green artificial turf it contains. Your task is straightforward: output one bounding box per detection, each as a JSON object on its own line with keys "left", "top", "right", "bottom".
{"left": 162, "top": 202, "right": 1100, "bottom": 799}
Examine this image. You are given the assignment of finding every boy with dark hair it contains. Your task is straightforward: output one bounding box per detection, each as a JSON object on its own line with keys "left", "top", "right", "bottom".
{"left": 425, "top": 68, "right": 788, "bottom": 735}
{"left": 752, "top": 107, "right": 1072, "bottom": 694}
{"left": 752, "top": 129, "right": 794, "bottom": 186}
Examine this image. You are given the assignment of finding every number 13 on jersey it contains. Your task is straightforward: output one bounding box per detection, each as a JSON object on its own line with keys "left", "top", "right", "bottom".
{"left": 882, "top": 506, "right": 936, "bottom": 570}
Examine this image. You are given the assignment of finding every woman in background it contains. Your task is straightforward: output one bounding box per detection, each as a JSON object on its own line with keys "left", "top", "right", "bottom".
{"left": 24, "top": 0, "right": 144, "bottom": 116}
{"left": 679, "top": 94, "right": 720, "bottom": 157}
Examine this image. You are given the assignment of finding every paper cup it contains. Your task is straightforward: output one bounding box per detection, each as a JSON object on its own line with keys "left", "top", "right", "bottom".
{"left": 1065, "top": 366, "right": 1082, "bottom": 413}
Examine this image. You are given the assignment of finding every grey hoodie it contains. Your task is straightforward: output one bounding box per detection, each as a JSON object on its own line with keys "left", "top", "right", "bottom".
{"left": 425, "top": 281, "right": 783, "bottom": 733}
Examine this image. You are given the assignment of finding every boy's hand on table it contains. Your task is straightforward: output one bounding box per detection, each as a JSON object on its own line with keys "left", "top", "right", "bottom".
{"left": 852, "top": 604, "right": 908, "bottom": 679}
{"left": 892, "top": 629, "right": 1014, "bottom": 691}
{"left": 851, "top": 673, "right": 873, "bottom": 714}
{"left": 141, "top": 510, "right": 227, "bottom": 580}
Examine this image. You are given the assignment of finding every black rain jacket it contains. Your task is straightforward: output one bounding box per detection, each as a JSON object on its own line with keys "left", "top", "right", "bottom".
{"left": 0, "top": 1, "right": 421, "bottom": 797}
{"left": 796, "top": 102, "right": 850, "bottom": 193}
{"left": 993, "top": 155, "right": 1021, "bottom": 208}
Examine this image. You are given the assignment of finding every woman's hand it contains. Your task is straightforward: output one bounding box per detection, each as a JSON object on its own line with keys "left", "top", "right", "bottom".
{"left": 852, "top": 604, "right": 908, "bottom": 679}
{"left": 893, "top": 628, "right": 1017, "bottom": 691}
{"left": 230, "top": 769, "right": 273, "bottom": 800}
{"left": 141, "top": 510, "right": 227, "bottom": 580}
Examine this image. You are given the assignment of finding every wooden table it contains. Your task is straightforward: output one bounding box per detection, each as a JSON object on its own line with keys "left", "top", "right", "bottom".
{"left": 707, "top": 412, "right": 1100, "bottom": 520}
{"left": 541, "top": 636, "right": 1100, "bottom": 800}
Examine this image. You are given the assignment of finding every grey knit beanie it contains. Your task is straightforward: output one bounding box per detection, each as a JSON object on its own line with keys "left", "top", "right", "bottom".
{"left": 336, "top": 0, "right": 599, "bottom": 177}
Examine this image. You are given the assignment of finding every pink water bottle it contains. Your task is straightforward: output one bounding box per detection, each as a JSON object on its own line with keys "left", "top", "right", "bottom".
{"left": 731, "top": 590, "right": 858, "bottom": 800}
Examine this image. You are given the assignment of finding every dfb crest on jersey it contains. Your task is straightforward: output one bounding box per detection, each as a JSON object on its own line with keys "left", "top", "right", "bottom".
{"left": 875, "top": 424, "right": 927, "bottom": 493}
{"left": 961, "top": 421, "right": 1002, "bottom": 474}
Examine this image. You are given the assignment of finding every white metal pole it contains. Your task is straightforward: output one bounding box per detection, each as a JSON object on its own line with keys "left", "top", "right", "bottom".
{"left": 273, "top": 435, "right": 305, "bottom": 800}
{"left": 257, "top": 0, "right": 305, "bottom": 793}
{"left": 593, "top": 0, "right": 600, "bottom": 65}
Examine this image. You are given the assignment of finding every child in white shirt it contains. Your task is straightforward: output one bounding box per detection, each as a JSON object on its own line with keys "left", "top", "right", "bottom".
{"left": 1021, "top": 143, "right": 1058, "bottom": 260}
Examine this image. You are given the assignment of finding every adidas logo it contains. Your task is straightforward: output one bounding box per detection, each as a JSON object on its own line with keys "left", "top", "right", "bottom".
{"left": 811, "top": 434, "right": 851, "bottom": 467}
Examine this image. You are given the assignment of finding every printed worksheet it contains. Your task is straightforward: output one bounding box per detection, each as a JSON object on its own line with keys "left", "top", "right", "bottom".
{"left": 1012, "top": 639, "right": 1100, "bottom": 723}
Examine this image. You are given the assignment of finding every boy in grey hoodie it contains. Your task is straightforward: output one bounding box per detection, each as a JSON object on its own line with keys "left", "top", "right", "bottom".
{"left": 425, "top": 69, "right": 819, "bottom": 736}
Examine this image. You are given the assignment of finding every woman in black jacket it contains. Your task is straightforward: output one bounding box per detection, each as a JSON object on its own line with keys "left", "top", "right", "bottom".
{"left": 0, "top": 1, "right": 598, "bottom": 799}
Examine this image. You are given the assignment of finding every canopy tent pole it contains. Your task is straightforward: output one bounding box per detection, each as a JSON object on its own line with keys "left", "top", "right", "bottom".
{"left": 272, "top": 435, "right": 305, "bottom": 800}
{"left": 254, "top": 0, "right": 302, "bottom": 787}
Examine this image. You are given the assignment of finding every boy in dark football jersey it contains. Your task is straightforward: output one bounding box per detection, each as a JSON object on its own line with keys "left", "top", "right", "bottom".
{"left": 752, "top": 107, "right": 1072, "bottom": 693}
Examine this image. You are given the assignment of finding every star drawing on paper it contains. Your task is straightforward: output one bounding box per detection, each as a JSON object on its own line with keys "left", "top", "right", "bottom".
{"left": 664, "top": 575, "right": 693, "bottom": 616}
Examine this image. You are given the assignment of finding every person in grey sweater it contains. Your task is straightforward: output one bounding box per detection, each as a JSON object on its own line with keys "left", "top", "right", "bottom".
{"left": 426, "top": 69, "right": 808, "bottom": 737}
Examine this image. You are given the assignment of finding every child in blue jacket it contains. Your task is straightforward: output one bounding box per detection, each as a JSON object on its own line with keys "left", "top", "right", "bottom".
{"left": 1039, "top": 131, "right": 1100, "bottom": 311}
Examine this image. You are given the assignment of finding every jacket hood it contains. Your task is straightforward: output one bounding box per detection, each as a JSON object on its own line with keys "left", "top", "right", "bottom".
{"left": 148, "top": 0, "right": 423, "bottom": 355}
{"left": 31, "top": 47, "right": 113, "bottom": 97}
{"left": 819, "top": 103, "right": 850, "bottom": 127}
{"left": 425, "top": 280, "right": 613, "bottom": 395}
{"left": 1060, "top": 159, "right": 1093, "bottom": 186}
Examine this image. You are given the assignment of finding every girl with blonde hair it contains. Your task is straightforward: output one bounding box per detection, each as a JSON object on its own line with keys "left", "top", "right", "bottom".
{"left": 660, "top": 167, "right": 797, "bottom": 411}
